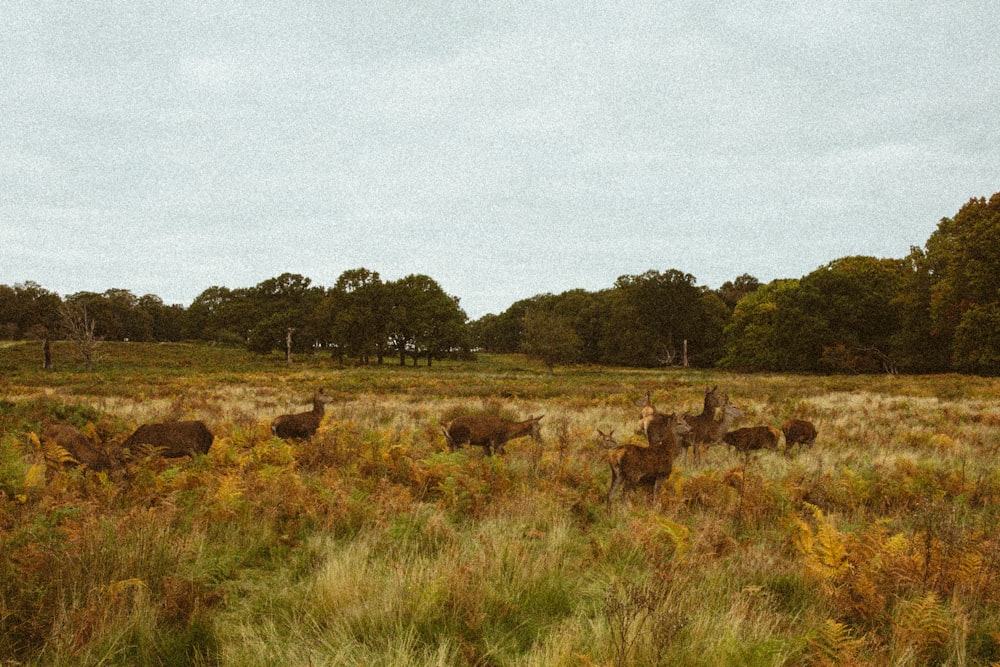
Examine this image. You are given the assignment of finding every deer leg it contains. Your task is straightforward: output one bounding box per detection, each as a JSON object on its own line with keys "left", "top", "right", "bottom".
{"left": 607, "top": 470, "right": 622, "bottom": 507}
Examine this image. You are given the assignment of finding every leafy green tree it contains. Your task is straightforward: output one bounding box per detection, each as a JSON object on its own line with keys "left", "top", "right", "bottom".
{"left": 801, "top": 256, "right": 905, "bottom": 373}
{"left": 137, "top": 295, "right": 185, "bottom": 342}
{"left": 521, "top": 308, "right": 583, "bottom": 373}
{"left": 329, "top": 268, "right": 389, "bottom": 364}
{"left": 610, "top": 270, "right": 720, "bottom": 366}
{"left": 471, "top": 300, "right": 531, "bottom": 353}
{"left": 720, "top": 280, "right": 798, "bottom": 371}
{"left": 952, "top": 304, "right": 1000, "bottom": 374}
{"left": 0, "top": 282, "right": 62, "bottom": 339}
{"left": 386, "top": 274, "right": 468, "bottom": 366}
{"left": 184, "top": 286, "right": 255, "bottom": 345}
{"left": 922, "top": 193, "right": 1000, "bottom": 370}
{"left": 891, "top": 248, "right": 950, "bottom": 372}
{"left": 247, "top": 274, "right": 325, "bottom": 354}
{"left": 717, "top": 274, "right": 761, "bottom": 310}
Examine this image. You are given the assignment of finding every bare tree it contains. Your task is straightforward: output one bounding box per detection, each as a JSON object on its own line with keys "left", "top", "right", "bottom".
{"left": 59, "top": 301, "right": 100, "bottom": 370}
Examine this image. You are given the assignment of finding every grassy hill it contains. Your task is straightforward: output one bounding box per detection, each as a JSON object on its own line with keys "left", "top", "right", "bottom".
{"left": 2, "top": 341, "right": 1000, "bottom": 665}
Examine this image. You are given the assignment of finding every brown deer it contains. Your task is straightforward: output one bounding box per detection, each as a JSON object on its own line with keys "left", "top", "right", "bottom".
{"left": 271, "top": 388, "right": 335, "bottom": 440}
{"left": 122, "top": 420, "right": 214, "bottom": 458}
{"left": 680, "top": 386, "right": 731, "bottom": 464}
{"left": 782, "top": 418, "right": 818, "bottom": 453}
{"left": 440, "top": 414, "right": 544, "bottom": 455}
{"left": 723, "top": 426, "right": 781, "bottom": 455}
{"left": 40, "top": 424, "right": 117, "bottom": 471}
{"left": 601, "top": 412, "right": 691, "bottom": 507}
{"left": 637, "top": 386, "right": 720, "bottom": 441}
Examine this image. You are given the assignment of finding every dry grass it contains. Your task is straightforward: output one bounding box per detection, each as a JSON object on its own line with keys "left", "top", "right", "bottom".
{"left": 2, "top": 343, "right": 1000, "bottom": 665}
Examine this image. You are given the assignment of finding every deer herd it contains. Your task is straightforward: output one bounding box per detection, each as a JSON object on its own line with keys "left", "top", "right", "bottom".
{"left": 37, "top": 384, "right": 816, "bottom": 508}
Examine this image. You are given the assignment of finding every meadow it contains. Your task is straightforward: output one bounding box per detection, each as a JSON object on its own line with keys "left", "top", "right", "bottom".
{"left": 2, "top": 340, "right": 1000, "bottom": 666}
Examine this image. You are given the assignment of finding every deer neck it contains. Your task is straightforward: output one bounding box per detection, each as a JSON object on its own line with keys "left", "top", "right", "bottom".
{"left": 313, "top": 397, "right": 327, "bottom": 417}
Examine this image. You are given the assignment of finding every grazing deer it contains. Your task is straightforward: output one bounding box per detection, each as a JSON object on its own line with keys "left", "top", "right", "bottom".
{"left": 271, "top": 388, "right": 335, "bottom": 440}
{"left": 440, "top": 414, "right": 544, "bottom": 455}
{"left": 782, "top": 419, "right": 817, "bottom": 453}
{"left": 122, "top": 420, "right": 214, "bottom": 458}
{"left": 40, "top": 424, "right": 117, "bottom": 471}
{"left": 723, "top": 426, "right": 781, "bottom": 455}
{"left": 601, "top": 412, "right": 691, "bottom": 507}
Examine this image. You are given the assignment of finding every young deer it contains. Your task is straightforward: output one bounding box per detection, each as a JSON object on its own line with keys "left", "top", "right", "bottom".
{"left": 271, "top": 388, "right": 335, "bottom": 440}
{"left": 441, "top": 414, "right": 544, "bottom": 455}
{"left": 601, "top": 412, "right": 691, "bottom": 507}
{"left": 781, "top": 418, "right": 818, "bottom": 454}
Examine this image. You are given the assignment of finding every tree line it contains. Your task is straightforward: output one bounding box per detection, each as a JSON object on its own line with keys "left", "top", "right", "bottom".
{"left": 3, "top": 192, "right": 999, "bottom": 374}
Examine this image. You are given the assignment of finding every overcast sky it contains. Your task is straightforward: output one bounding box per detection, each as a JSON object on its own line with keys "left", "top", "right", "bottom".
{"left": 2, "top": 2, "right": 998, "bottom": 318}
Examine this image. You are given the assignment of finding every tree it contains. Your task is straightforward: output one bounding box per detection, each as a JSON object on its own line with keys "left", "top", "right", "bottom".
{"left": 952, "top": 304, "right": 1000, "bottom": 374}
{"left": 717, "top": 274, "right": 761, "bottom": 310}
{"left": 891, "top": 248, "right": 951, "bottom": 373}
{"left": 801, "top": 256, "right": 905, "bottom": 373}
{"left": 720, "top": 280, "right": 796, "bottom": 371}
{"left": 59, "top": 301, "right": 100, "bottom": 370}
{"left": 521, "top": 308, "right": 582, "bottom": 373}
{"left": 0, "top": 282, "right": 62, "bottom": 339}
{"left": 329, "top": 268, "right": 389, "bottom": 364}
{"left": 922, "top": 192, "right": 1000, "bottom": 371}
{"left": 386, "top": 274, "right": 468, "bottom": 366}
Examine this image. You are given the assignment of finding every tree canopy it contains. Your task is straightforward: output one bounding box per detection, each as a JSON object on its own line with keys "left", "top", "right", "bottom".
{"left": 4, "top": 191, "right": 1000, "bottom": 374}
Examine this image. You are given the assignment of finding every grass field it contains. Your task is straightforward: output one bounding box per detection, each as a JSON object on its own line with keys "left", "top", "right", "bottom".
{"left": 2, "top": 340, "right": 1000, "bottom": 666}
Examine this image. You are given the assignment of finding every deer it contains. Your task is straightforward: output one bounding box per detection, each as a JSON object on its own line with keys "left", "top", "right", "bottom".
{"left": 678, "top": 386, "right": 728, "bottom": 464}
{"left": 723, "top": 426, "right": 781, "bottom": 455}
{"left": 440, "top": 414, "right": 544, "bottom": 455}
{"left": 781, "top": 418, "right": 818, "bottom": 454}
{"left": 637, "top": 386, "right": 719, "bottom": 439}
{"left": 683, "top": 396, "right": 744, "bottom": 465}
{"left": 271, "top": 388, "right": 335, "bottom": 440}
{"left": 121, "top": 420, "right": 214, "bottom": 458}
{"left": 40, "top": 424, "right": 117, "bottom": 472}
{"left": 600, "top": 412, "right": 691, "bottom": 507}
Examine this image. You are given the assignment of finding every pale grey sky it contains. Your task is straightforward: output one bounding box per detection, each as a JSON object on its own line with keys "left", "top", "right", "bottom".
{"left": 2, "top": 2, "right": 998, "bottom": 318}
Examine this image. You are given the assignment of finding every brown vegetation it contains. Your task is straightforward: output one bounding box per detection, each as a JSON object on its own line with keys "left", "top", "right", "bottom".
{"left": 440, "top": 414, "right": 544, "bottom": 455}
{"left": 271, "top": 388, "right": 334, "bottom": 440}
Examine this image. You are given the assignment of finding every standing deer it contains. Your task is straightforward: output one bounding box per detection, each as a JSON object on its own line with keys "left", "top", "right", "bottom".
{"left": 601, "top": 412, "right": 691, "bottom": 507}
{"left": 782, "top": 419, "right": 818, "bottom": 453}
{"left": 683, "top": 397, "right": 744, "bottom": 465}
{"left": 679, "top": 386, "right": 727, "bottom": 464}
{"left": 122, "top": 420, "right": 214, "bottom": 458}
{"left": 638, "top": 386, "right": 721, "bottom": 445}
{"left": 440, "top": 414, "right": 544, "bottom": 455}
{"left": 271, "top": 388, "right": 335, "bottom": 440}
{"left": 723, "top": 426, "right": 781, "bottom": 455}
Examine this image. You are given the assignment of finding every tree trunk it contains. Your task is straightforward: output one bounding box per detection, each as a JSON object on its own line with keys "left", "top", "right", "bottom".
{"left": 285, "top": 328, "right": 294, "bottom": 363}
{"left": 42, "top": 338, "right": 52, "bottom": 370}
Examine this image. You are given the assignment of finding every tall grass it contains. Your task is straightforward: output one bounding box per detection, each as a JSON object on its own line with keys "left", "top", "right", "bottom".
{"left": 2, "top": 342, "right": 1000, "bottom": 664}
